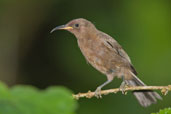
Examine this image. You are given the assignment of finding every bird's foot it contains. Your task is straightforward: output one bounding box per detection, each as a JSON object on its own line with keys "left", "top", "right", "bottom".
{"left": 94, "top": 87, "right": 102, "bottom": 98}
{"left": 120, "top": 81, "right": 128, "bottom": 95}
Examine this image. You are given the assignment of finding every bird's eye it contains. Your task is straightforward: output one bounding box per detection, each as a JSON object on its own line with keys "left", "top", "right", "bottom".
{"left": 74, "top": 24, "right": 79, "bottom": 28}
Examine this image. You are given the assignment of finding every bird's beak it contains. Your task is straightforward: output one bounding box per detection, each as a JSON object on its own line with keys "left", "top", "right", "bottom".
{"left": 50, "top": 25, "right": 73, "bottom": 33}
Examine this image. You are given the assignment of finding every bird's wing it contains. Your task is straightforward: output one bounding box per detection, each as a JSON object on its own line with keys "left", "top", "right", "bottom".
{"left": 98, "top": 32, "right": 131, "bottom": 62}
{"left": 98, "top": 32, "right": 138, "bottom": 75}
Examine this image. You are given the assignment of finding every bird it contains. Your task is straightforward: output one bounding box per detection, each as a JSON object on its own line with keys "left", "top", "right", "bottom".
{"left": 51, "top": 18, "right": 162, "bottom": 107}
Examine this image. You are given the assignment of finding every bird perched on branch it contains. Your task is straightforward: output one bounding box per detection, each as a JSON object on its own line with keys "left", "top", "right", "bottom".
{"left": 51, "top": 18, "right": 162, "bottom": 107}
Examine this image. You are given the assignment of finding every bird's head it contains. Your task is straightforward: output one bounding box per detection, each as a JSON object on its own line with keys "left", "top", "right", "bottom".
{"left": 51, "top": 18, "right": 97, "bottom": 39}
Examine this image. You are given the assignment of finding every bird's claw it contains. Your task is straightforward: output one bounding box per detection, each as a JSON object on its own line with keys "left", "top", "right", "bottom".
{"left": 120, "top": 81, "right": 128, "bottom": 95}
{"left": 94, "top": 87, "right": 102, "bottom": 98}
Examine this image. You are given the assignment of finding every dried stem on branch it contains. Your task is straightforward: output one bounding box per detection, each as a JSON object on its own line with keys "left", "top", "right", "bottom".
{"left": 73, "top": 85, "right": 171, "bottom": 100}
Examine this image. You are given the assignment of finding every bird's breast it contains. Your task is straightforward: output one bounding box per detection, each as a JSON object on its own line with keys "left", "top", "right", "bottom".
{"left": 77, "top": 38, "right": 112, "bottom": 74}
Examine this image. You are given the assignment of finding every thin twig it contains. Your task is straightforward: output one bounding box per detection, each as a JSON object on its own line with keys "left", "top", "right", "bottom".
{"left": 73, "top": 85, "right": 171, "bottom": 99}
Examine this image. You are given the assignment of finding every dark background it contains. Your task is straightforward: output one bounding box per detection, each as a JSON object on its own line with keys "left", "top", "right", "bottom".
{"left": 0, "top": 0, "right": 170, "bottom": 114}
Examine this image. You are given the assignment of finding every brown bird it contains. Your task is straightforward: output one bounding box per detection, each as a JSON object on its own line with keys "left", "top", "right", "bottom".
{"left": 51, "top": 18, "right": 162, "bottom": 107}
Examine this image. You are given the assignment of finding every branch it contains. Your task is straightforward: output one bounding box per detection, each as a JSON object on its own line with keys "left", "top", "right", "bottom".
{"left": 73, "top": 85, "right": 171, "bottom": 99}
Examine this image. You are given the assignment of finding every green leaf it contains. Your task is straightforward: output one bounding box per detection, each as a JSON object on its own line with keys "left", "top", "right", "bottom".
{"left": 0, "top": 81, "right": 11, "bottom": 100}
{"left": 0, "top": 82, "right": 77, "bottom": 114}
{"left": 40, "top": 86, "right": 77, "bottom": 114}
{"left": 152, "top": 107, "right": 171, "bottom": 114}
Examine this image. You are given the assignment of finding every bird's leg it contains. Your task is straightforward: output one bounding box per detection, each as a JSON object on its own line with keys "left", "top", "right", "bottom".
{"left": 120, "top": 75, "right": 128, "bottom": 94}
{"left": 95, "top": 75, "right": 113, "bottom": 98}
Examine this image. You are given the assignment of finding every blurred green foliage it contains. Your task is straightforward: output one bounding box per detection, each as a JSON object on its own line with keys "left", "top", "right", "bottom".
{"left": 0, "top": 82, "right": 77, "bottom": 114}
{"left": 152, "top": 107, "right": 171, "bottom": 114}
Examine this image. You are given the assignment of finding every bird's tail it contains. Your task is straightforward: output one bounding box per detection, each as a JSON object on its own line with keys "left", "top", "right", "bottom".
{"left": 125, "top": 71, "right": 162, "bottom": 107}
